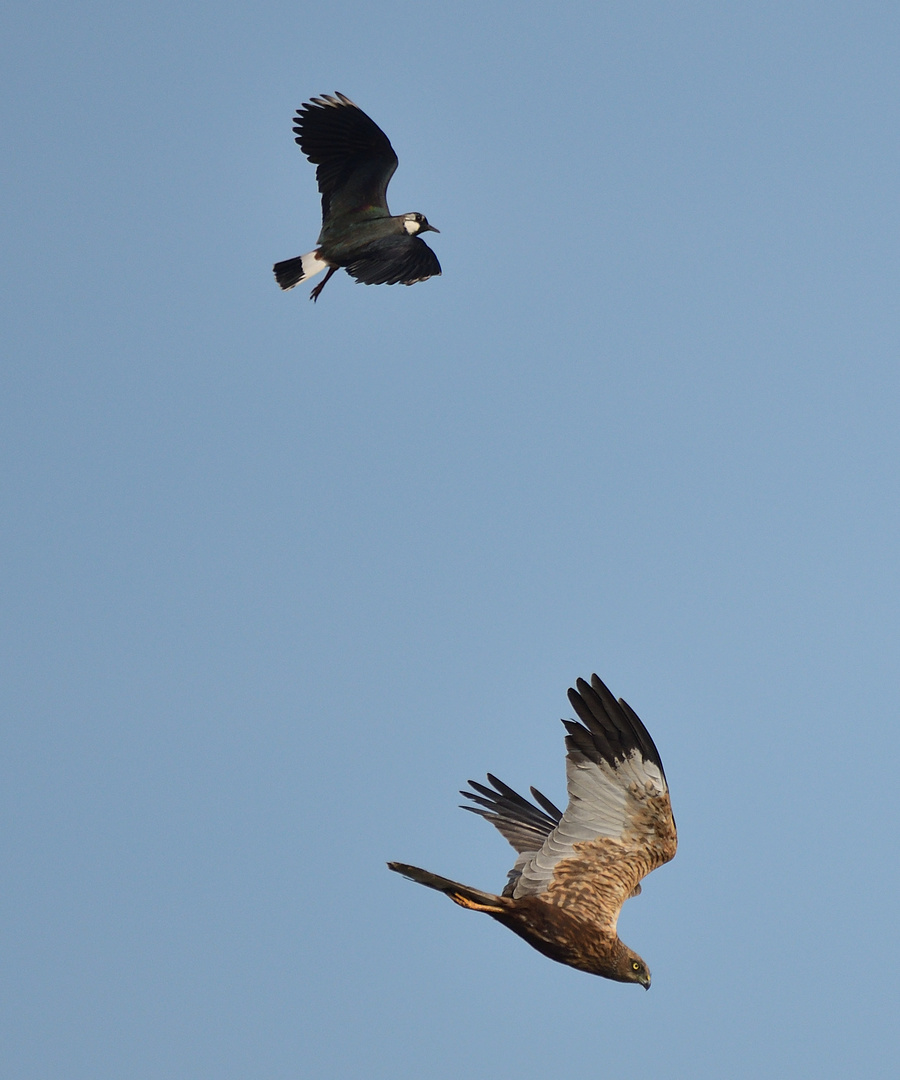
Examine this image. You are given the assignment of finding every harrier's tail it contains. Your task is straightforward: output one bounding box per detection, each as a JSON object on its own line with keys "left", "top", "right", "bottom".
{"left": 387, "top": 862, "right": 506, "bottom": 913}
{"left": 273, "top": 250, "right": 329, "bottom": 290}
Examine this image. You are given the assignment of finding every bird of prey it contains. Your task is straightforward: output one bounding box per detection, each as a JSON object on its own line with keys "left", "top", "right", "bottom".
{"left": 273, "top": 92, "right": 441, "bottom": 302}
{"left": 388, "top": 674, "right": 677, "bottom": 987}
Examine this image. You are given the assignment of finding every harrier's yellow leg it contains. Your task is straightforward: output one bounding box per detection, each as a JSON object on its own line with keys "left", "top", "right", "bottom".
{"left": 448, "top": 892, "right": 504, "bottom": 913}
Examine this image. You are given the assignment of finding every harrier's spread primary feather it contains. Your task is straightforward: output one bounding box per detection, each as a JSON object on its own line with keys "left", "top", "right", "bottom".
{"left": 388, "top": 674, "right": 676, "bottom": 987}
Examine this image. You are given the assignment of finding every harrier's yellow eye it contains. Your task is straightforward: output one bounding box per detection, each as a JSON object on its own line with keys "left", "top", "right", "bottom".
{"left": 632, "top": 961, "right": 641, "bottom": 971}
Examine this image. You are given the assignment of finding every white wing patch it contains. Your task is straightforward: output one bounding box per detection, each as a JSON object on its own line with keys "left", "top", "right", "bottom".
{"left": 512, "top": 748, "right": 666, "bottom": 898}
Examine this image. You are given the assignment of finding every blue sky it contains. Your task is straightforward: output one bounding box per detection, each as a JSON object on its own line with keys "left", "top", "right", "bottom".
{"left": 4, "top": 2, "right": 899, "bottom": 1076}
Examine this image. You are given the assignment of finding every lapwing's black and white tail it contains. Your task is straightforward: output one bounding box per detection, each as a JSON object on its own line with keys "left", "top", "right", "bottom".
{"left": 273, "top": 250, "right": 329, "bottom": 291}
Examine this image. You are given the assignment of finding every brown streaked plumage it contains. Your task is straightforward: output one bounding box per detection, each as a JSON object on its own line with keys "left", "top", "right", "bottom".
{"left": 388, "top": 673, "right": 677, "bottom": 987}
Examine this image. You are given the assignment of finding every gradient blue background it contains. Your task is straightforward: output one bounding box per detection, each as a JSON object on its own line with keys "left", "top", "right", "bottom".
{"left": 4, "top": 2, "right": 899, "bottom": 1076}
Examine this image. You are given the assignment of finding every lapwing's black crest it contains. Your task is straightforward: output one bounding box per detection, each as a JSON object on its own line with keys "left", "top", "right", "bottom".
{"left": 274, "top": 92, "right": 441, "bottom": 302}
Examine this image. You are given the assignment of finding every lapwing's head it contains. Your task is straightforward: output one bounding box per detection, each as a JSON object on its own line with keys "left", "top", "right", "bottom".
{"left": 402, "top": 212, "right": 440, "bottom": 235}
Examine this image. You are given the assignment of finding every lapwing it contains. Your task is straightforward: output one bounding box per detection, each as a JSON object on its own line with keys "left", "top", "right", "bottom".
{"left": 274, "top": 92, "right": 441, "bottom": 302}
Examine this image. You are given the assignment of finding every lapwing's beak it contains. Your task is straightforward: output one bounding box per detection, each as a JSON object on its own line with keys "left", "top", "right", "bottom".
{"left": 423, "top": 223, "right": 440, "bottom": 233}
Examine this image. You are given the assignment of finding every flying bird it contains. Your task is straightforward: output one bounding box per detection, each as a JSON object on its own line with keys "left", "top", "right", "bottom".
{"left": 273, "top": 92, "right": 441, "bottom": 302}
{"left": 388, "top": 674, "right": 677, "bottom": 987}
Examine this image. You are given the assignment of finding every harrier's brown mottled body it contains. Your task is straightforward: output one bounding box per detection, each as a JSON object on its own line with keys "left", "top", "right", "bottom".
{"left": 388, "top": 673, "right": 677, "bottom": 987}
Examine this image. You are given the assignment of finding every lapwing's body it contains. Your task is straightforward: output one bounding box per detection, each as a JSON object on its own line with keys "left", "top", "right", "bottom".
{"left": 274, "top": 92, "right": 440, "bottom": 302}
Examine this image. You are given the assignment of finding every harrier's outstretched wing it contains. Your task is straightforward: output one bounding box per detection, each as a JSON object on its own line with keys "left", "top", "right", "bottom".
{"left": 461, "top": 773, "right": 562, "bottom": 892}
{"left": 518, "top": 675, "right": 676, "bottom": 932}
{"left": 464, "top": 675, "right": 675, "bottom": 931}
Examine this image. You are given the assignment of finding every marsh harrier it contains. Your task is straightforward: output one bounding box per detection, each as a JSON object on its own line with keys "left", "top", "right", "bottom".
{"left": 388, "top": 674, "right": 676, "bottom": 987}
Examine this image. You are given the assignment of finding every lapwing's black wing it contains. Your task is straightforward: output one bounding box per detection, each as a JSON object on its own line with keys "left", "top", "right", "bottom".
{"left": 294, "top": 92, "right": 399, "bottom": 222}
{"left": 345, "top": 235, "right": 441, "bottom": 287}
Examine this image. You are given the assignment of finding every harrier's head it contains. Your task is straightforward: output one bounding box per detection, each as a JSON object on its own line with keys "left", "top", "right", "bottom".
{"left": 617, "top": 948, "right": 651, "bottom": 990}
